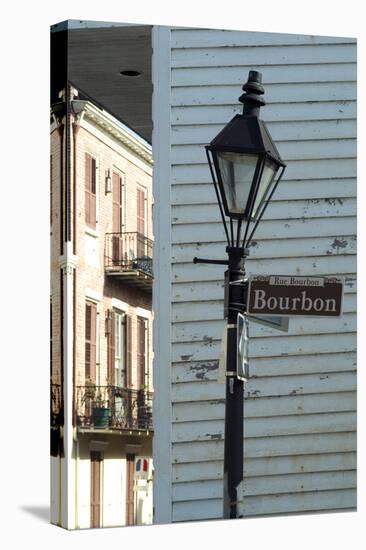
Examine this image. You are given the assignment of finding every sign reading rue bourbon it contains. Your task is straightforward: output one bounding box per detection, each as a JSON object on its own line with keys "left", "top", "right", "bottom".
{"left": 247, "top": 275, "right": 344, "bottom": 317}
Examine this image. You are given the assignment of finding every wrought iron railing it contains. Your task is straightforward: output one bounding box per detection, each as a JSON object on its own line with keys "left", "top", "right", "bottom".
{"left": 105, "top": 232, "right": 153, "bottom": 276}
{"left": 75, "top": 385, "right": 153, "bottom": 431}
{"left": 51, "top": 383, "right": 62, "bottom": 427}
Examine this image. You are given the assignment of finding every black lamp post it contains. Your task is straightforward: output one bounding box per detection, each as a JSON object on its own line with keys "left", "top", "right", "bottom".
{"left": 195, "top": 70, "right": 286, "bottom": 519}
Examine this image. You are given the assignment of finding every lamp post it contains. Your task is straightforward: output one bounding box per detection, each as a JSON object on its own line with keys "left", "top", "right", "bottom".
{"left": 194, "top": 70, "right": 286, "bottom": 519}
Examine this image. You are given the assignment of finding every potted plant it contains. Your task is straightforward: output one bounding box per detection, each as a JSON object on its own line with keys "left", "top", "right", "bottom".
{"left": 92, "top": 391, "right": 110, "bottom": 428}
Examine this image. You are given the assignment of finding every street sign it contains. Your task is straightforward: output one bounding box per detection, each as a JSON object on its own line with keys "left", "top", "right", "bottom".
{"left": 247, "top": 314, "right": 289, "bottom": 332}
{"left": 247, "top": 275, "right": 344, "bottom": 317}
{"left": 237, "top": 314, "right": 249, "bottom": 381}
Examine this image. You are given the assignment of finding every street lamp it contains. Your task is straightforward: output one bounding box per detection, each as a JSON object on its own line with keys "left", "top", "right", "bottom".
{"left": 195, "top": 70, "right": 286, "bottom": 519}
{"left": 206, "top": 70, "right": 286, "bottom": 250}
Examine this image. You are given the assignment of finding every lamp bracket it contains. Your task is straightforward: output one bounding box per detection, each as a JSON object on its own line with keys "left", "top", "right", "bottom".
{"left": 193, "top": 257, "right": 229, "bottom": 265}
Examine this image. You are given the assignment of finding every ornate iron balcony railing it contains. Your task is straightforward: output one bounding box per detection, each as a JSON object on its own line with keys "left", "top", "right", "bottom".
{"left": 75, "top": 385, "right": 153, "bottom": 432}
{"left": 51, "top": 383, "right": 62, "bottom": 427}
{"left": 105, "top": 232, "right": 153, "bottom": 277}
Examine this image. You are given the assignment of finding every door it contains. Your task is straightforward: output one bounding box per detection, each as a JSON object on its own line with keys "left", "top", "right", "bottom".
{"left": 125, "top": 454, "right": 135, "bottom": 526}
{"left": 112, "top": 172, "right": 122, "bottom": 264}
{"left": 90, "top": 451, "right": 102, "bottom": 528}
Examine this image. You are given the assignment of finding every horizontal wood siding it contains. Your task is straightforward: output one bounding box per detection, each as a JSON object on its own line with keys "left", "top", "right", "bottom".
{"left": 167, "top": 27, "right": 356, "bottom": 522}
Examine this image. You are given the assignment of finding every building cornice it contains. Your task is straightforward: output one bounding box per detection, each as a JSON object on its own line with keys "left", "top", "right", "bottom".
{"left": 74, "top": 100, "right": 153, "bottom": 166}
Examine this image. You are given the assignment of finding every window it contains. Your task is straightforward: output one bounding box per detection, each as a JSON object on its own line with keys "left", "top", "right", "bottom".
{"left": 114, "top": 310, "right": 126, "bottom": 387}
{"left": 136, "top": 187, "right": 146, "bottom": 257}
{"left": 85, "top": 153, "right": 97, "bottom": 228}
{"left": 85, "top": 301, "right": 97, "bottom": 381}
{"left": 137, "top": 317, "right": 148, "bottom": 389}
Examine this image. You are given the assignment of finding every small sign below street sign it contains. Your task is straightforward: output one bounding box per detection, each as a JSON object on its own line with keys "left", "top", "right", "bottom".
{"left": 237, "top": 313, "right": 249, "bottom": 381}
{"left": 247, "top": 275, "right": 344, "bottom": 317}
{"left": 247, "top": 314, "right": 289, "bottom": 332}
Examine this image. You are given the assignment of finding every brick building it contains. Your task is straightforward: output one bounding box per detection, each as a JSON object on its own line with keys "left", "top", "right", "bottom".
{"left": 50, "top": 85, "right": 154, "bottom": 529}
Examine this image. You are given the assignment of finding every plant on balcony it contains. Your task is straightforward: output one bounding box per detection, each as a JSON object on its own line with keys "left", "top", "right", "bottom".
{"left": 92, "top": 391, "right": 110, "bottom": 428}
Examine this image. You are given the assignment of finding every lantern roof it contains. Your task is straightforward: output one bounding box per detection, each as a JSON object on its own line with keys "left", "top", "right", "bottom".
{"left": 207, "top": 114, "right": 286, "bottom": 167}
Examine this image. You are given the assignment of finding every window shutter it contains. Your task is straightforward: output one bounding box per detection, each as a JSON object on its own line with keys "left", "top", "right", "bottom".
{"left": 85, "top": 301, "right": 97, "bottom": 382}
{"left": 85, "top": 154, "right": 97, "bottom": 229}
{"left": 137, "top": 188, "right": 145, "bottom": 235}
{"left": 90, "top": 158, "right": 97, "bottom": 228}
{"left": 112, "top": 173, "right": 122, "bottom": 233}
{"left": 107, "top": 310, "right": 115, "bottom": 384}
{"left": 137, "top": 317, "right": 146, "bottom": 388}
{"left": 85, "top": 154, "right": 91, "bottom": 226}
{"left": 125, "top": 314, "right": 132, "bottom": 388}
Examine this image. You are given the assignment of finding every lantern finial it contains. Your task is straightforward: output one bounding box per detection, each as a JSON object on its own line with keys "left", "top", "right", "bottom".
{"left": 239, "top": 70, "right": 266, "bottom": 116}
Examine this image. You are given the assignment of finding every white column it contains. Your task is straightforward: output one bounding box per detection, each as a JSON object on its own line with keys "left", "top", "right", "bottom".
{"left": 59, "top": 244, "right": 78, "bottom": 529}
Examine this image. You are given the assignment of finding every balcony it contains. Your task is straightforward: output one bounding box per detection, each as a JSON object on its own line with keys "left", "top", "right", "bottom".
{"left": 51, "top": 383, "right": 62, "bottom": 427}
{"left": 75, "top": 385, "right": 153, "bottom": 433}
{"left": 105, "top": 232, "right": 153, "bottom": 289}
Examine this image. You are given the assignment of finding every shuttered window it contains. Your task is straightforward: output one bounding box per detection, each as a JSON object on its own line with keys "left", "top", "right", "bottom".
{"left": 85, "top": 301, "right": 97, "bottom": 382}
{"left": 85, "top": 153, "right": 97, "bottom": 228}
{"left": 112, "top": 172, "right": 122, "bottom": 233}
{"left": 137, "top": 317, "right": 147, "bottom": 388}
{"left": 125, "top": 314, "right": 132, "bottom": 388}
{"left": 107, "top": 310, "right": 115, "bottom": 384}
{"left": 137, "top": 188, "right": 146, "bottom": 257}
{"left": 137, "top": 188, "right": 145, "bottom": 235}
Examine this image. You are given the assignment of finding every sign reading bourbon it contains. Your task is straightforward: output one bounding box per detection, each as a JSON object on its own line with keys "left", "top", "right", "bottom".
{"left": 247, "top": 275, "right": 344, "bottom": 317}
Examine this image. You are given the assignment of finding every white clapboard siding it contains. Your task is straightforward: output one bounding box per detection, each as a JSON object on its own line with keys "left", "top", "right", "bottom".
{"left": 172, "top": 280, "right": 356, "bottom": 309}
{"left": 172, "top": 63, "right": 357, "bottom": 87}
{"left": 152, "top": 26, "right": 356, "bottom": 524}
{"left": 172, "top": 392, "right": 356, "bottom": 422}
{"left": 173, "top": 216, "right": 357, "bottom": 242}
{"left": 173, "top": 452, "right": 356, "bottom": 482}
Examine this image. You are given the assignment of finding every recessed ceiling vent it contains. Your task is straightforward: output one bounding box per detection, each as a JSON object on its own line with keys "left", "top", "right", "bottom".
{"left": 119, "top": 70, "right": 141, "bottom": 77}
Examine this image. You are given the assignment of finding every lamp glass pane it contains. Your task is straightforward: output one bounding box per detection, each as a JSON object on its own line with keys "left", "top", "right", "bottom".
{"left": 251, "top": 158, "right": 278, "bottom": 219}
{"left": 217, "top": 152, "right": 258, "bottom": 216}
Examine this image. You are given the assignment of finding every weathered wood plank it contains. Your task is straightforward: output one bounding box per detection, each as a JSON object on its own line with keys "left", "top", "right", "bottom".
{"left": 172, "top": 235, "right": 356, "bottom": 263}
{"left": 172, "top": 470, "right": 356, "bottom": 501}
{"left": 172, "top": 101, "right": 356, "bottom": 126}
{"left": 172, "top": 198, "right": 356, "bottom": 224}
{"left": 172, "top": 120, "right": 357, "bottom": 145}
{"left": 171, "top": 63, "right": 357, "bottom": 87}
{"left": 173, "top": 452, "right": 356, "bottom": 482}
{"left": 172, "top": 313, "right": 356, "bottom": 343}
{"left": 171, "top": 355, "right": 356, "bottom": 384}
{"left": 172, "top": 181, "right": 356, "bottom": 205}
{"left": 172, "top": 158, "right": 356, "bottom": 184}
{"left": 172, "top": 371, "right": 356, "bottom": 402}
{"left": 172, "top": 82, "right": 356, "bottom": 107}
{"left": 238, "top": 488, "right": 356, "bottom": 516}
{"left": 171, "top": 44, "right": 357, "bottom": 68}
{"left": 171, "top": 432, "right": 356, "bottom": 462}
{"left": 172, "top": 412, "right": 356, "bottom": 443}
{"left": 172, "top": 216, "right": 357, "bottom": 243}
{"left": 171, "top": 29, "right": 355, "bottom": 48}
{"left": 172, "top": 277, "right": 357, "bottom": 303}
{"left": 171, "top": 140, "right": 356, "bottom": 165}
{"left": 172, "top": 256, "right": 357, "bottom": 285}
{"left": 180, "top": 392, "right": 358, "bottom": 419}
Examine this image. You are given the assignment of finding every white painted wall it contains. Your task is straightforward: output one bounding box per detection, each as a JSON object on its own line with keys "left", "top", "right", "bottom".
{"left": 77, "top": 457, "right": 91, "bottom": 529}
{"left": 152, "top": 26, "right": 357, "bottom": 523}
